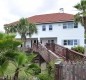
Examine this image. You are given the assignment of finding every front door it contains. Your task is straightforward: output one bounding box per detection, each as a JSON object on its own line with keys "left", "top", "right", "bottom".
{"left": 48, "top": 40, "right": 54, "bottom": 44}
{"left": 31, "top": 39, "right": 38, "bottom": 48}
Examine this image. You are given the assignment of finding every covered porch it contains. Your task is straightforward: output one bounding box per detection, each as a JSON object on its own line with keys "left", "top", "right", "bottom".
{"left": 25, "top": 37, "right": 57, "bottom": 48}
{"left": 40, "top": 37, "right": 57, "bottom": 46}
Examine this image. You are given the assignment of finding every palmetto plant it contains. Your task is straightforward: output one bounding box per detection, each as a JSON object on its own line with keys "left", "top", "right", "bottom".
{"left": 0, "top": 33, "right": 40, "bottom": 80}
{"left": 0, "top": 33, "right": 22, "bottom": 78}
{"left": 0, "top": 57, "right": 9, "bottom": 77}
{"left": 74, "top": 0, "right": 86, "bottom": 54}
{"left": 12, "top": 53, "right": 40, "bottom": 80}
{"left": 4, "top": 18, "right": 38, "bottom": 47}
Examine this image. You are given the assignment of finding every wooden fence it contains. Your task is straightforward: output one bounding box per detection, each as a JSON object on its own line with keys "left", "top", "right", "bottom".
{"left": 55, "top": 61, "right": 86, "bottom": 80}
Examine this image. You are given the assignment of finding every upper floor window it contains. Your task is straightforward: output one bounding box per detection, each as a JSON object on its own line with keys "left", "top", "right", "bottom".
{"left": 63, "top": 23, "right": 67, "bottom": 29}
{"left": 68, "top": 22, "right": 73, "bottom": 28}
{"left": 74, "top": 23, "right": 78, "bottom": 28}
{"left": 49, "top": 25, "right": 53, "bottom": 30}
{"left": 42, "top": 25, "right": 46, "bottom": 31}
{"left": 63, "top": 22, "right": 78, "bottom": 29}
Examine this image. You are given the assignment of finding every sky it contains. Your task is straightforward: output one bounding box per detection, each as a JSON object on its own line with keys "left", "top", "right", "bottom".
{"left": 0, "top": 0, "right": 80, "bottom": 32}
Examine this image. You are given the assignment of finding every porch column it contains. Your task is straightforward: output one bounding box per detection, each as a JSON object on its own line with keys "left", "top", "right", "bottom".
{"left": 56, "top": 37, "right": 58, "bottom": 44}
{"left": 38, "top": 37, "right": 40, "bottom": 42}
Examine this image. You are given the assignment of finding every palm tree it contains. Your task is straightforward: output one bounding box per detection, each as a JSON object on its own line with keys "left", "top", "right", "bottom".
{"left": 0, "top": 33, "right": 22, "bottom": 79}
{"left": 0, "top": 33, "right": 40, "bottom": 79}
{"left": 12, "top": 53, "right": 40, "bottom": 80}
{"left": 4, "top": 18, "right": 38, "bottom": 47}
{"left": 0, "top": 57, "right": 9, "bottom": 79}
{"left": 74, "top": 0, "right": 86, "bottom": 55}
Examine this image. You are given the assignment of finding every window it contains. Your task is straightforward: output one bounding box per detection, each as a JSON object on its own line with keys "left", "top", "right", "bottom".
{"left": 34, "top": 40, "right": 36, "bottom": 43}
{"left": 51, "top": 40, "right": 54, "bottom": 43}
{"left": 63, "top": 40, "right": 67, "bottom": 45}
{"left": 63, "top": 22, "right": 78, "bottom": 29}
{"left": 49, "top": 25, "right": 52, "bottom": 30}
{"left": 63, "top": 23, "right": 67, "bottom": 29}
{"left": 74, "top": 23, "right": 78, "bottom": 28}
{"left": 68, "top": 22, "right": 73, "bottom": 28}
{"left": 68, "top": 40, "right": 73, "bottom": 45}
{"left": 42, "top": 25, "right": 46, "bottom": 31}
{"left": 63, "top": 40, "right": 73, "bottom": 45}
{"left": 41, "top": 40, "right": 42, "bottom": 44}
{"left": 74, "top": 40, "right": 78, "bottom": 45}
{"left": 48, "top": 40, "right": 50, "bottom": 43}
{"left": 48, "top": 40, "right": 54, "bottom": 43}
{"left": 63, "top": 39, "right": 79, "bottom": 46}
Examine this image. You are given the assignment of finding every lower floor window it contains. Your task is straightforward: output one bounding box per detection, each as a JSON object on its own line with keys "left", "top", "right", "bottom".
{"left": 48, "top": 40, "right": 54, "bottom": 43}
{"left": 63, "top": 39, "right": 79, "bottom": 46}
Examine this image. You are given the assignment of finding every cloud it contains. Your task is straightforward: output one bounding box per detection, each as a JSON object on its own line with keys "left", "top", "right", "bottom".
{"left": 0, "top": 0, "right": 80, "bottom": 32}
{"left": 56, "top": 0, "right": 80, "bottom": 14}
{"left": 4, "top": 0, "right": 44, "bottom": 17}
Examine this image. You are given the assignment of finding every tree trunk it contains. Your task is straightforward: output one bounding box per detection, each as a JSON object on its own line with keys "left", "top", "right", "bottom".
{"left": 13, "top": 68, "right": 19, "bottom": 80}
{"left": 21, "top": 34, "right": 26, "bottom": 51}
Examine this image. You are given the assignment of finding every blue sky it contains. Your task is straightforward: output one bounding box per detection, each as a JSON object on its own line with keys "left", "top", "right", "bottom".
{"left": 0, "top": 0, "right": 80, "bottom": 32}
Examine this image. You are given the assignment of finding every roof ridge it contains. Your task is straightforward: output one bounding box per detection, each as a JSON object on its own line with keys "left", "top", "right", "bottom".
{"left": 28, "top": 12, "right": 74, "bottom": 18}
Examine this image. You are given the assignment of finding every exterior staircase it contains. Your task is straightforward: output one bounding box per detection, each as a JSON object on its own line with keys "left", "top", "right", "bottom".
{"left": 32, "top": 43, "right": 60, "bottom": 63}
{"left": 45, "top": 43, "right": 86, "bottom": 61}
{"left": 32, "top": 43, "right": 86, "bottom": 63}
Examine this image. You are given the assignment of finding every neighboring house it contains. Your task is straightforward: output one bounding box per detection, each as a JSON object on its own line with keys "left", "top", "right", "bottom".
{"left": 4, "top": 13, "right": 84, "bottom": 49}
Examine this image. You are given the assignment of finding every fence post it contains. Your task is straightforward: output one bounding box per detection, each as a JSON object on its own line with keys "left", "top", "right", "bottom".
{"left": 65, "top": 48, "right": 69, "bottom": 61}
{"left": 55, "top": 61, "right": 63, "bottom": 80}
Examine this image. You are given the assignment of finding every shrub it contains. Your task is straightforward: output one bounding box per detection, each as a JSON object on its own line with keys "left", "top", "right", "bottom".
{"left": 38, "top": 73, "right": 49, "bottom": 80}
{"left": 38, "top": 73, "right": 54, "bottom": 80}
{"left": 71, "top": 46, "right": 84, "bottom": 54}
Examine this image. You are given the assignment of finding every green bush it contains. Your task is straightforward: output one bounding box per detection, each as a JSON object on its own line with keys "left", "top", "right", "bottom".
{"left": 38, "top": 73, "right": 49, "bottom": 80}
{"left": 71, "top": 46, "right": 84, "bottom": 54}
{"left": 38, "top": 72, "right": 54, "bottom": 80}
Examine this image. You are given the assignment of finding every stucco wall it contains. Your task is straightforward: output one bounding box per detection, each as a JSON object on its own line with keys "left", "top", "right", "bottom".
{"left": 16, "top": 22, "right": 84, "bottom": 49}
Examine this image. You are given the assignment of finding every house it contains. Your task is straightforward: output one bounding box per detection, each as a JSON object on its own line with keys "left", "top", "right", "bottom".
{"left": 4, "top": 13, "right": 84, "bottom": 49}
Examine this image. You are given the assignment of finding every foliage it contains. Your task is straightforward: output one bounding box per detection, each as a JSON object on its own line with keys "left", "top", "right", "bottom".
{"left": 4, "top": 18, "right": 38, "bottom": 47}
{"left": 38, "top": 73, "right": 54, "bottom": 80}
{"left": 12, "top": 52, "right": 41, "bottom": 80}
{"left": 74, "top": 0, "right": 86, "bottom": 26}
{"left": 38, "top": 62, "right": 54, "bottom": 80}
{"left": 74, "top": 0, "right": 86, "bottom": 54}
{"left": 26, "top": 63, "right": 41, "bottom": 76}
{"left": 38, "top": 73, "right": 49, "bottom": 80}
{"left": 0, "top": 33, "right": 40, "bottom": 79}
{"left": 0, "top": 33, "right": 22, "bottom": 78}
{"left": 0, "top": 58, "right": 9, "bottom": 76}
{"left": 71, "top": 46, "right": 84, "bottom": 54}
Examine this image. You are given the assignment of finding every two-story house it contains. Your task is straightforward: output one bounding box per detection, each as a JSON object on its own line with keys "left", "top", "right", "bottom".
{"left": 4, "top": 13, "right": 84, "bottom": 49}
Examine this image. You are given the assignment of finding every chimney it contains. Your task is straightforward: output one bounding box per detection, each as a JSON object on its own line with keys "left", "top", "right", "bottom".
{"left": 59, "top": 8, "right": 64, "bottom": 13}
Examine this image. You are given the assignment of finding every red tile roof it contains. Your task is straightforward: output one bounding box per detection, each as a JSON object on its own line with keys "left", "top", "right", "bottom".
{"left": 4, "top": 13, "right": 74, "bottom": 26}
{"left": 28, "top": 13, "right": 74, "bottom": 24}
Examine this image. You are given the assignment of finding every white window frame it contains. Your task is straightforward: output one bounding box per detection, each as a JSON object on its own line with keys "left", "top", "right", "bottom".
{"left": 42, "top": 25, "right": 46, "bottom": 31}
{"left": 63, "top": 39, "right": 79, "bottom": 46}
{"left": 63, "top": 22, "right": 78, "bottom": 29}
{"left": 49, "top": 24, "right": 53, "bottom": 30}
